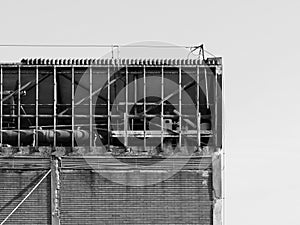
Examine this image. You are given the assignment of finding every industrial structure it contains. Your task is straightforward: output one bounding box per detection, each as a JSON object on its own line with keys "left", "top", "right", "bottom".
{"left": 0, "top": 54, "right": 223, "bottom": 224}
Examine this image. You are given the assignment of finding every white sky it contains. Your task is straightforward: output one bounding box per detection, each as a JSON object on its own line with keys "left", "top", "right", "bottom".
{"left": 1, "top": 0, "right": 300, "bottom": 224}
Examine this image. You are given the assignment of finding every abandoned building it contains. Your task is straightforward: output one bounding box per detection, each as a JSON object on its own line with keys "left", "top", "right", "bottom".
{"left": 0, "top": 55, "right": 223, "bottom": 224}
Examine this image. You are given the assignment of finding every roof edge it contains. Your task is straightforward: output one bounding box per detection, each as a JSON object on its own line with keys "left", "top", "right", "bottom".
{"left": 17, "top": 57, "right": 222, "bottom": 66}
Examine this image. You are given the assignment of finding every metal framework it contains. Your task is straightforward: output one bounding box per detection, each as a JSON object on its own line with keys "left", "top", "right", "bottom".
{"left": 0, "top": 57, "right": 223, "bottom": 225}
{"left": 0, "top": 61, "right": 221, "bottom": 153}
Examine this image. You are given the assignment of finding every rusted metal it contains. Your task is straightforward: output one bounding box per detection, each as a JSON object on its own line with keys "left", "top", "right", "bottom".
{"left": 51, "top": 157, "right": 60, "bottom": 225}
{"left": 0, "top": 57, "right": 223, "bottom": 224}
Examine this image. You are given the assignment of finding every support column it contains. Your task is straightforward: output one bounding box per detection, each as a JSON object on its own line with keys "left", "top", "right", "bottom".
{"left": 71, "top": 67, "right": 75, "bottom": 149}
{"left": 89, "top": 67, "right": 93, "bottom": 148}
{"left": 178, "top": 66, "right": 182, "bottom": 148}
{"left": 124, "top": 113, "right": 128, "bottom": 147}
{"left": 196, "top": 66, "right": 200, "bottom": 150}
{"left": 215, "top": 66, "right": 223, "bottom": 148}
{"left": 124, "top": 66, "right": 128, "bottom": 148}
{"left": 212, "top": 150, "right": 223, "bottom": 225}
{"left": 0, "top": 66, "right": 3, "bottom": 145}
{"left": 160, "top": 67, "right": 164, "bottom": 151}
{"left": 17, "top": 66, "right": 21, "bottom": 147}
{"left": 53, "top": 67, "right": 57, "bottom": 148}
{"left": 197, "top": 112, "right": 201, "bottom": 149}
{"left": 214, "top": 69, "right": 218, "bottom": 148}
{"left": 51, "top": 156, "right": 60, "bottom": 225}
{"left": 107, "top": 66, "right": 111, "bottom": 150}
{"left": 143, "top": 66, "right": 146, "bottom": 151}
{"left": 35, "top": 66, "right": 39, "bottom": 148}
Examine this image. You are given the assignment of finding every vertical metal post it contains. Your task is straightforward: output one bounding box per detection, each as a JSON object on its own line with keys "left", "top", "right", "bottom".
{"left": 17, "top": 66, "right": 21, "bottom": 147}
{"left": 71, "top": 67, "right": 75, "bottom": 149}
{"left": 213, "top": 65, "right": 223, "bottom": 225}
{"left": 204, "top": 68, "right": 209, "bottom": 109}
{"left": 178, "top": 66, "right": 182, "bottom": 148}
{"left": 196, "top": 66, "right": 200, "bottom": 150}
{"left": 143, "top": 66, "right": 146, "bottom": 151}
{"left": 197, "top": 113, "right": 201, "bottom": 149}
{"left": 221, "top": 66, "right": 224, "bottom": 225}
{"left": 107, "top": 66, "right": 111, "bottom": 150}
{"left": 132, "top": 71, "right": 138, "bottom": 132}
{"left": 53, "top": 67, "right": 57, "bottom": 148}
{"left": 35, "top": 66, "right": 39, "bottom": 148}
{"left": 160, "top": 66, "right": 164, "bottom": 151}
{"left": 124, "top": 66, "right": 128, "bottom": 148}
{"left": 124, "top": 113, "right": 128, "bottom": 147}
{"left": 89, "top": 67, "right": 93, "bottom": 148}
{"left": 215, "top": 69, "right": 218, "bottom": 148}
{"left": 134, "top": 72, "right": 137, "bottom": 124}
{"left": 0, "top": 66, "right": 3, "bottom": 145}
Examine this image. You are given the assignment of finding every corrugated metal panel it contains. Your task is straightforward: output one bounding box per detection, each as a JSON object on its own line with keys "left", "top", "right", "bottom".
{"left": 61, "top": 156, "right": 212, "bottom": 171}
{"left": 0, "top": 170, "right": 51, "bottom": 225}
{"left": 60, "top": 157, "right": 213, "bottom": 225}
{"left": 0, "top": 157, "right": 51, "bottom": 169}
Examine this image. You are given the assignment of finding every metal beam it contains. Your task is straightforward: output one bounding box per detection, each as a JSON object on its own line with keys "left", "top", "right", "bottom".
{"left": 124, "top": 66, "right": 128, "bottom": 147}
{"left": 197, "top": 66, "right": 200, "bottom": 149}
{"left": 173, "top": 109, "right": 196, "bottom": 128}
{"left": 53, "top": 67, "right": 57, "bottom": 147}
{"left": 161, "top": 66, "right": 164, "bottom": 151}
{"left": 204, "top": 68, "right": 209, "bottom": 109}
{"left": 51, "top": 157, "right": 60, "bottom": 225}
{"left": 89, "top": 67, "right": 93, "bottom": 147}
{"left": 178, "top": 66, "right": 182, "bottom": 148}
{"left": 1, "top": 73, "right": 50, "bottom": 103}
{"left": 35, "top": 66, "right": 39, "bottom": 148}
{"left": 58, "top": 70, "right": 126, "bottom": 117}
{"left": 214, "top": 69, "right": 218, "bottom": 147}
{"left": 17, "top": 66, "right": 21, "bottom": 147}
{"left": 137, "top": 79, "right": 196, "bottom": 118}
{"left": 0, "top": 66, "right": 3, "bottom": 145}
{"left": 134, "top": 71, "right": 137, "bottom": 116}
{"left": 71, "top": 67, "right": 75, "bottom": 148}
{"left": 143, "top": 66, "right": 146, "bottom": 151}
{"left": 197, "top": 112, "right": 201, "bottom": 150}
{"left": 107, "top": 66, "right": 111, "bottom": 150}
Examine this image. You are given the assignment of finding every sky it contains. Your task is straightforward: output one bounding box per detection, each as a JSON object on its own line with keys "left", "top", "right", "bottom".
{"left": 1, "top": 0, "right": 300, "bottom": 224}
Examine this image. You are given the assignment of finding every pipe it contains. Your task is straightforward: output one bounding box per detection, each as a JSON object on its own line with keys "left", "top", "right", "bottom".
{"left": 0, "top": 129, "right": 89, "bottom": 146}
